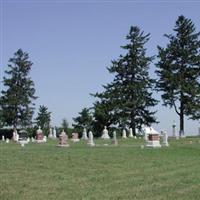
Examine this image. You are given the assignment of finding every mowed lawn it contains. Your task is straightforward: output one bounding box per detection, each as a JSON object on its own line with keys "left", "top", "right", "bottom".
{"left": 1, "top": 137, "right": 200, "bottom": 200}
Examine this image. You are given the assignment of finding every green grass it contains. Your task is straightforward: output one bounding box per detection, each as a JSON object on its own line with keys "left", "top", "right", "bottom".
{"left": 1, "top": 137, "right": 200, "bottom": 200}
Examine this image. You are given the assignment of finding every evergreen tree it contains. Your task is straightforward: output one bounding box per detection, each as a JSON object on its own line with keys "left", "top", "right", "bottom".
{"left": 0, "top": 49, "right": 37, "bottom": 128}
{"left": 156, "top": 16, "right": 200, "bottom": 136}
{"left": 72, "top": 108, "right": 93, "bottom": 133}
{"left": 35, "top": 105, "right": 51, "bottom": 131}
{"left": 93, "top": 26, "right": 158, "bottom": 135}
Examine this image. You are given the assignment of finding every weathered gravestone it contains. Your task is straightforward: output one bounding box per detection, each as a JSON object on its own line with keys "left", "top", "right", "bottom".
{"left": 88, "top": 131, "right": 95, "bottom": 147}
{"left": 71, "top": 133, "right": 80, "bottom": 142}
{"left": 82, "top": 128, "right": 88, "bottom": 140}
{"left": 57, "top": 130, "right": 69, "bottom": 147}
{"left": 122, "top": 129, "right": 127, "bottom": 139}
{"left": 101, "top": 126, "right": 110, "bottom": 139}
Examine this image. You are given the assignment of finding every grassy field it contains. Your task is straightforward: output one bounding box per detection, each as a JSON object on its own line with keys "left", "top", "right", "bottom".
{"left": 1, "top": 137, "right": 200, "bottom": 200}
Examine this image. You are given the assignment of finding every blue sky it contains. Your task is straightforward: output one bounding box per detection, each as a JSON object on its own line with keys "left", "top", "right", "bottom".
{"left": 1, "top": 0, "right": 200, "bottom": 135}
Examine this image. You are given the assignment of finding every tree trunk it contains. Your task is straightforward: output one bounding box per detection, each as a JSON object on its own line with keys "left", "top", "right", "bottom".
{"left": 130, "top": 113, "right": 136, "bottom": 136}
{"left": 179, "top": 97, "right": 184, "bottom": 137}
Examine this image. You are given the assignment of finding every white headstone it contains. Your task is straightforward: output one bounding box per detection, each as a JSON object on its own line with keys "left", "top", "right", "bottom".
{"left": 101, "top": 126, "right": 110, "bottom": 139}
{"left": 6, "top": 138, "right": 9, "bottom": 143}
{"left": 48, "top": 128, "right": 53, "bottom": 138}
{"left": 53, "top": 127, "right": 57, "bottom": 138}
{"left": 122, "top": 129, "right": 127, "bottom": 139}
{"left": 172, "top": 121, "right": 179, "bottom": 139}
{"left": 2, "top": 135, "right": 5, "bottom": 141}
{"left": 88, "top": 131, "right": 95, "bottom": 146}
{"left": 112, "top": 131, "right": 118, "bottom": 146}
{"left": 162, "top": 130, "right": 169, "bottom": 147}
{"left": 31, "top": 137, "right": 35, "bottom": 142}
{"left": 82, "top": 128, "right": 88, "bottom": 140}
{"left": 129, "top": 128, "right": 134, "bottom": 138}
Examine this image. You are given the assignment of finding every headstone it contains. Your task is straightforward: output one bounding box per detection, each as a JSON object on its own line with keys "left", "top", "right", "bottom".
{"left": 82, "top": 128, "right": 88, "bottom": 140}
{"left": 101, "top": 126, "right": 110, "bottom": 139}
{"left": 122, "top": 129, "right": 127, "bottom": 139}
{"left": 53, "top": 127, "right": 57, "bottom": 139}
{"left": 57, "top": 130, "right": 69, "bottom": 147}
{"left": 36, "top": 126, "right": 45, "bottom": 143}
{"left": 112, "top": 131, "right": 118, "bottom": 146}
{"left": 172, "top": 121, "right": 179, "bottom": 139}
{"left": 199, "top": 127, "right": 200, "bottom": 136}
{"left": 87, "top": 131, "right": 95, "bottom": 146}
{"left": 6, "top": 138, "right": 9, "bottom": 143}
{"left": 13, "top": 129, "right": 19, "bottom": 142}
{"left": 31, "top": 137, "right": 35, "bottom": 142}
{"left": 27, "top": 137, "right": 30, "bottom": 143}
{"left": 71, "top": 133, "right": 80, "bottom": 142}
{"left": 129, "top": 128, "right": 134, "bottom": 138}
{"left": 162, "top": 130, "right": 169, "bottom": 147}
{"left": 145, "top": 127, "right": 161, "bottom": 148}
{"left": 18, "top": 130, "right": 29, "bottom": 146}
{"left": 48, "top": 128, "right": 53, "bottom": 138}
{"left": 2, "top": 135, "right": 5, "bottom": 141}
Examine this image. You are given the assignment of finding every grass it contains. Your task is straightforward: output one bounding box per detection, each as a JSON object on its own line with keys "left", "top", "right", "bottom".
{"left": 1, "top": 137, "right": 200, "bottom": 200}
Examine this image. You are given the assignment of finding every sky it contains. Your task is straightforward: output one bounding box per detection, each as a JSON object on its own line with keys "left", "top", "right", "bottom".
{"left": 0, "top": 0, "right": 200, "bottom": 135}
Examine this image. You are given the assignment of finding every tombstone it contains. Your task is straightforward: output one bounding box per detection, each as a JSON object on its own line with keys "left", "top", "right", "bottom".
{"left": 36, "top": 127, "right": 45, "bottom": 143}
{"left": 199, "top": 127, "right": 200, "bottom": 137}
{"left": 57, "top": 130, "right": 69, "bottom": 147}
{"left": 18, "top": 130, "right": 29, "bottom": 147}
{"left": 87, "top": 131, "right": 95, "bottom": 147}
{"left": 122, "top": 129, "right": 127, "bottom": 139}
{"left": 172, "top": 121, "right": 179, "bottom": 139}
{"left": 161, "top": 130, "right": 169, "bottom": 147}
{"left": 43, "top": 136, "right": 47, "bottom": 143}
{"left": 6, "top": 138, "right": 9, "bottom": 143}
{"left": 27, "top": 137, "right": 30, "bottom": 143}
{"left": 13, "top": 129, "right": 19, "bottom": 142}
{"left": 48, "top": 128, "right": 53, "bottom": 138}
{"left": 112, "top": 131, "right": 118, "bottom": 146}
{"left": 82, "top": 128, "right": 88, "bottom": 140}
{"left": 53, "top": 127, "right": 57, "bottom": 139}
{"left": 129, "top": 128, "right": 134, "bottom": 138}
{"left": 71, "top": 133, "right": 80, "bottom": 142}
{"left": 145, "top": 127, "right": 161, "bottom": 148}
{"left": 101, "top": 126, "right": 110, "bottom": 139}
{"left": 31, "top": 137, "right": 35, "bottom": 142}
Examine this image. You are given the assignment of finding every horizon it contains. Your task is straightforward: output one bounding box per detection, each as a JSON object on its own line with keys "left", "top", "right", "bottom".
{"left": 0, "top": 0, "right": 200, "bottom": 135}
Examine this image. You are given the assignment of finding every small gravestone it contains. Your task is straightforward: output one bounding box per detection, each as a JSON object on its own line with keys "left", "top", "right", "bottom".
{"left": 82, "top": 128, "right": 88, "bottom": 140}
{"left": 2, "top": 135, "right": 5, "bottom": 141}
{"left": 112, "top": 131, "right": 118, "bottom": 146}
{"left": 122, "top": 129, "right": 127, "bottom": 139}
{"left": 31, "top": 137, "right": 35, "bottom": 142}
{"left": 88, "top": 131, "right": 95, "bottom": 146}
{"left": 71, "top": 133, "right": 80, "bottom": 142}
{"left": 53, "top": 127, "right": 57, "bottom": 139}
{"left": 18, "top": 130, "right": 29, "bottom": 147}
{"left": 57, "top": 130, "right": 69, "bottom": 147}
{"left": 129, "top": 128, "right": 134, "bottom": 138}
{"left": 48, "top": 128, "right": 53, "bottom": 138}
{"left": 6, "top": 138, "right": 9, "bottom": 143}
{"left": 13, "top": 129, "right": 19, "bottom": 142}
{"left": 145, "top": 127, "right": 161, "bottom": 148}
{"left": 101, "top": 126, "right": 110, "bottom": 139}
{"left": 162, "top": 130, "right": 169, "bottom": 147}
{"left": 36, "top": 127, "right": 45, "bottom": 143}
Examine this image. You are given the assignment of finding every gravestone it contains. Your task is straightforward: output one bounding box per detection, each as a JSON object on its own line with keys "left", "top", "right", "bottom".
{"left": 122, "top": 129, "right": 127, "bottom": 139}
{"left": 2, "top": 135, "right": 5, "bottom": 141}
{"left": 71, "top": 133, "right": 80, "bottom": 142}
{"left": 199, "top": 127, "right": 200, "bottom": 136}
{"left": 129, "top": 128, "right": 134, "bottom": 138}
{"left": 57, "top": 130, "right": 69, "bottom": 147}
{"left": 36, "top": 127, "right": 45, "bottom": 143}
{"left": 82, "top": 128, "right": 88, "bottom": 140}
{"left": 13, "top": 129, "right": 19, "bottom": 142}
{"left": 87, "top": 131, "right": 95, "bottom": 146}
{"left": 101, "top": 126, "right": 110, "bottom": 139}
{"left": 53, "top": 127, "right": 57, "bottom": 139}
{"left": 145, "top": 127, "right": 161, "bottom": 148}
{"left": 161, "top": 130, "right": 169, "bottom": 147}
{"left": 48, "top": 128, "right": 53, "bottom": 138}
{"left": 112, "top": 131, "right": 118, "bottom": 146}
{"left": 6, "top": 138, "right": 9, "bottom": 143}
{"left": 172, "top": 121, "right": 179, "bottom": 139}
{"left": 18, "top": 130, "right": 29, "bottom": 147}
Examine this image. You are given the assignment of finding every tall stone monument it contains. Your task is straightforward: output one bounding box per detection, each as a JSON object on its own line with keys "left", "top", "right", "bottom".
{"left": 172, "top": 121, "right": 179, "bottom": 139}
{"left": 162, "top": 130, "right": 169, "bottom": 147}
{"left": 82, "top": 128, "right": 88, "bottom": 140}
{"left": 122, "top": 129, "right": 127, "bottom": 139}
{"left": 48, "top": 127, "right": 53, "bottom": 138}
{"left": 53, "top": 127, "right": 57, "bottom": 139}
{"left": 129, "top": 128, "right": 134, "bottom": 138}
{"left": 112, "top": 131, "right": 118, "bottom": 146}
{"left": 88, "top": 131, "right": 95, "bottom": 146}
{"left": 101, "top": 126, "right": 110, "bottom": 139}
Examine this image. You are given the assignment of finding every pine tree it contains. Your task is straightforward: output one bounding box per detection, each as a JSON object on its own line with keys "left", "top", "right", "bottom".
{"left": 72, "top": 108, "right": 93, "bottom": 133}
{"left": 61, "top": 118, "right": 69, "bottom": 133}
{"left": 35, "top": 105, "right": 51, "bottom": 131}
{"left": 1, "top": 49, "right": 37, "bottom": 128}
{"left": 93, "top": 26, "right": 158, "bottom": 135}
{"left": 156, "top": 16, "right": 200, "bottom": 136}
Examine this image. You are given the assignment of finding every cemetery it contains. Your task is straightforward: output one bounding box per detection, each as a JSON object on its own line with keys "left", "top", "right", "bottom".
{"left": 1, "top": 126, "right": 200, "bottom": 200}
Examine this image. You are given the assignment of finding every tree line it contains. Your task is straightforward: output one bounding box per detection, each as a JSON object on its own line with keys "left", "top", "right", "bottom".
{"left": 0, "top": 15, "right": 200, "bottom": 137}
